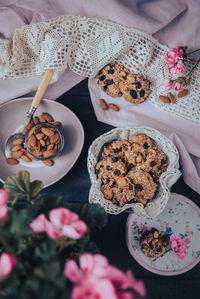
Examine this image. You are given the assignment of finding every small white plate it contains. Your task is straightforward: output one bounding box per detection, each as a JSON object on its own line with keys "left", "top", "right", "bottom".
{"left": 0, "top": 98, "right": 84, "bottom": 188}
{"left": 126, "top": 193, "right": 200, "bottom": 275}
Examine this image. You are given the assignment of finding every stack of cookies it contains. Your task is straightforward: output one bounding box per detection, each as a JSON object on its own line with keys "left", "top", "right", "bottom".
{"left": 98, "top": 64, "right": 151, "bottom": 104}
{"left": 95, "top": 133, "right": 168, "bottom": 207}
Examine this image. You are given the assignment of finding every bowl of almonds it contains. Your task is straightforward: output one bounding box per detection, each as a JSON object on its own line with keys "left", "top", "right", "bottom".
{"left": 25, "top": 122, "right": 64, "bottom": 162}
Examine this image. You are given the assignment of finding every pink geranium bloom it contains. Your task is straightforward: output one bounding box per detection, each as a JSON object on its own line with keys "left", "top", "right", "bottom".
{"left": 49, "top": 208, "right": 87, "bottom": 239}
{"left": 0, "top": 253, "right": 16, "bottom": 281}
{"left": 71, "top": 276, "right": 117, "bottom": 299}
{"left": 0, "top": 189, "right": 9, "bottom": 221}
{"left": 29, "top": 208, "right": 87, "bottom": 240}
{"left": 170, "top": 234, "right": 186, "bottom": 259}
{"left": 64, "top": 254, "right": 145, "bottom": 299}
{"left": 166, "top": 47, "right": 185, "bottom": 75}
{"left": 174, "top": 81, "right": 184, "bottom": 91}
{"left": 164, "top": 78, "right": 173, "bottom": 91}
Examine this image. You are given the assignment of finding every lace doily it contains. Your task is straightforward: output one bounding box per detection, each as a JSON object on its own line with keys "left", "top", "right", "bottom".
{"left": 0, "top": 15, "right": 199, "bottom": 122}
{"left": 87, "top": 127, "right": 181, "bottom": 218}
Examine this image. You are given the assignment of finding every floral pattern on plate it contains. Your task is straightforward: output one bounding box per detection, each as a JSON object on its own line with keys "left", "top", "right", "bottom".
{"left": 126, "top": 193, "right": 200, "bottom": 275}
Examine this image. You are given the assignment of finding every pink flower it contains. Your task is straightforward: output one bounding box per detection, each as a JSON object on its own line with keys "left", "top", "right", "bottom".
{"left": 166, "top": 47, "right": 185, "bottom": 75}
{"left": 64, "top": 254, "right": 145, "bottom": 299}
{"left": 49, "top": 208, "right": 87, "bottom": 239}
{"left": 174, "top": 81, "right": 184, "bottom": 91}
{"left": 0, "top": 189, "right": 9, "bottom": 221}
{"left": 29, "top": 208, "right": 87, "bottom": 240}
{"left": 170, "top": 234, "right": 186, "bottom": 259}
{"left": 0, "top": 253, "right": 16, "bottom": 281}
{"left": 164, "top": 78, "right": 173, "bottom": 91}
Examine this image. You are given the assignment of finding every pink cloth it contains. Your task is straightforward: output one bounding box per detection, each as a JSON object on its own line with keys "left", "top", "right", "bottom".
{"left": 0, "top": 0, "right": 200, "bottom": 194}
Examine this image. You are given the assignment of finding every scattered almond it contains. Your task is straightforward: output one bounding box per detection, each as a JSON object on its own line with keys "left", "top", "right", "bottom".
{"left": 42, "top": 112, "right": 54, "bottom": 122}
{"left": 169, "top": 92, "right": 176, "bottom": 104}
{"left": 159, "top": 95, "right": 170, "bottom": 104}
{"left": 109, "top": 103, "right": 120, "bottom": 111}
{"left": 13, "top": 138, "right": 24, "bottom": 146}
{"left": 42, "top": 160, "right": 54, "bottom": 167}
{"left": 100, "top": 99, "right": 109, "bottom": 110}
{"left": 21, "top": 155, "right": 32, "bottom": 162}
{"left": 177, "top": 89, "right": 189, "bottom": 98}
{"left": 6, "top": 158, "right": 19, "bottom": 165}
{"left": 12, "top": 151, "right": 23, "bottom": 159}
{"left": 43, "top": 149, "right": 56, "bottom": 158}
{"left": 11, "top": 145, "right": 23, "bottom": 152}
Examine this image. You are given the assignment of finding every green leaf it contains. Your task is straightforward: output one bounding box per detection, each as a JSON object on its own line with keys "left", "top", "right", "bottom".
{"left": 4, "top": 171, "right": 43, "bottom": 203}
{"left": 82, "top": 204, "right": 107, "bottom": 229}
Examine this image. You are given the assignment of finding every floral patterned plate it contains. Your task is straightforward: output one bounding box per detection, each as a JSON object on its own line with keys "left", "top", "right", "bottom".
{"left": 126, "top": 193, "right": 200, "bottom": 275}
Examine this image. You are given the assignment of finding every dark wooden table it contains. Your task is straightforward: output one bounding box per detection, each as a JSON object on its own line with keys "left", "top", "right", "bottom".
{"left": 1, "top": 78, "right": 199, "bottom": 298}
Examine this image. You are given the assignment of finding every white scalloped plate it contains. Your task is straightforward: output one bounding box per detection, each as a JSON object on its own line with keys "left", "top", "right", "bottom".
{"left": 126, "top": 193, "right": 200, "bottom": 275}
{"left": 0, "top": 98, "right": 84, "bottom": 188}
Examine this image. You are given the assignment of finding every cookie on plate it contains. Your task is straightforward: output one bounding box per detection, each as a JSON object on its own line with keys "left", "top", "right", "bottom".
{"left": 128, "top": 169, "right": 158, "bottom": 205}
{"left": 98, "top": 64, "right": 130, "bottom": 97}
{"left": 139, "top": 228, "right": 169, "bottom": 259}
{"left": 120, "top": 73, "right": 151, "bottom": 104}
{"left": 131, "top": 133, "right": 154, "bottom": 150}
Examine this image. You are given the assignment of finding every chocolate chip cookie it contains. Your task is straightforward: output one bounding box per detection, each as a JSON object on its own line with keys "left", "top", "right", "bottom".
{"left": 124, "top": 142, "right": 146, "bottom": 168}
{"left": 140, "top": 147, "right": 168, "bottom": 180}
{"left": 95, "top": 156, "right": 127, "bottom": 184}
{"left": 128, "top": 169, "right": 158, "bottom": 205}
{"left": 120, "top": 73, "right": 151, "bottom": 104}
{"left": 102, "top": 139, "right": 131, "bottom": 159}
{"left": 139, "top": 228, "right": 169, "bottom": 259}
{"left": 131, "top": 134, "right": 154, "bottom": 150}
{"left": 98, "top": 64, "right": 130, "bottom": 97}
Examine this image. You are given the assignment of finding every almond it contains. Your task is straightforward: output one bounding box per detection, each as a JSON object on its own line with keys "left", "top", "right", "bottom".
{"left": 50, "top": 133, "right": 60, "bottom": 144}
{"left": 169, "top": 92, "right": 176, "bottom": 104}
{"left": 177, "top": 89, "right": 189, "bottom": 98}
{"left": 50, "top": 121, "right": 61, "bottom": 127}
{"left": 23, "top": 121, "right": 33, "bottom": 133}
{"left": 21, "top": 155, "right": 32, "bottom": 162}
{"left": 12, "top": 150, "right": 23, "bottom": 159}
{"left": 33, "top": 116, "right": 40, "bottom": 124}
{"left": 42, "top": 112, "right": 54, "bottom": 122}
{"left": 13, "top": 137, "right": 25, "bottom": 146}
{"left": 11, "top": 145, "right": 23, "bottom": 152}
{"left": 38, "top": 115, "right": 46, "bottom": 122}
{"left": 6, "top": 158, "right": 19, "bottom": 165}
{"left": 109, "top": 103, "right": 120, "bottom": 111}
{"left": 28, "top": 135, "right": 37, "bottom": 147}
{"left": 42, "top": 160, "right": 54, "bottom": 167}
{"left": 41, "top": 127, "right": 54, "bottom": 137}
{"left": 35, "top": 133, "right": 44, "bottom": 140}
{"left": 26, "top": 152, "right": 38, "bottom": 161}
{"left": 159, "top": 95, "right": 170, "bottom": 103}
{"left": 100, "top": 99, "right": 109, "bottom": 110}
{"left": 43, "top": 149, "right": 56, "bottom": 158}
{"left": 40, "top": 139, "right": 46, "bottom": 147}
{"left": 47, "top": 143, "right": 54, "bottom": 151}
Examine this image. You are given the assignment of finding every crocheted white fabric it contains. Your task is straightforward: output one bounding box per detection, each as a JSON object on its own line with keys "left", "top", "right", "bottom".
{"left": 0, "top": 15, "right": 199, "bottom": 122}
{"left": 87, "top": 127, "right": 181, "bottom": 218}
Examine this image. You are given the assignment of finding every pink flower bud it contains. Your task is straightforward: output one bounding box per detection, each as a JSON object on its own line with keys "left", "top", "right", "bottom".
{"left": 0, "top": 189, "right": 9, "bottom": 221}
{"left": 0, "top": 253, "right": 16, "bottom": 281}
{"left": 170, "top": 234, "right": 186, "bottom": 259}
{"left": 174, "top": 81, "right": 184, "bottom": 91}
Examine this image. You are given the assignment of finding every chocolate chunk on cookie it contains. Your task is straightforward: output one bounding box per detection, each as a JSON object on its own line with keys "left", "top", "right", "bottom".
{"left": 128, "top": 169, "right": 158, "bottom": 205}
{"left": 139, "top": 228, "right": 169, "bottom": 259}
{"left": 112, "top": 176, "right": 135, "bottom": 206}
{"left": 131, "top": 133, "right": 154, "bottom": 149}
{"left": 120, "top": 73, "right": 151, "bottom": 104}
{"left": 98, "top": 64, "right": 130, "bottom": 97}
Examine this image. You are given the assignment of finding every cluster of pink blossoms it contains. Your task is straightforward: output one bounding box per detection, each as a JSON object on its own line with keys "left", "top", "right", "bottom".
{"left": 164, "top": 47, "right": 186, "bottom": 92}
{"left": 169, "top": 234, "right": 186, "bottom": 260}
{"left": 0, "top": 190, "right": 16, "bottom": 282}
{"left": 29, "top": 207, "right": 88, "bottom": 240}
{"left": 0, "top": 189, "right": 9, "bottom": 221}
{"left": 64, "top": 253, "right": 146, "bottom": 299}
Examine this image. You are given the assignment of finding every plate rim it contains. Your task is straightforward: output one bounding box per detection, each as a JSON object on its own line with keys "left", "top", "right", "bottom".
{"left": 126, "top": 192, "right": 200, "bottom": 276}
{"left": 0, "top": 97, "right": 85, "bottom": 188}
